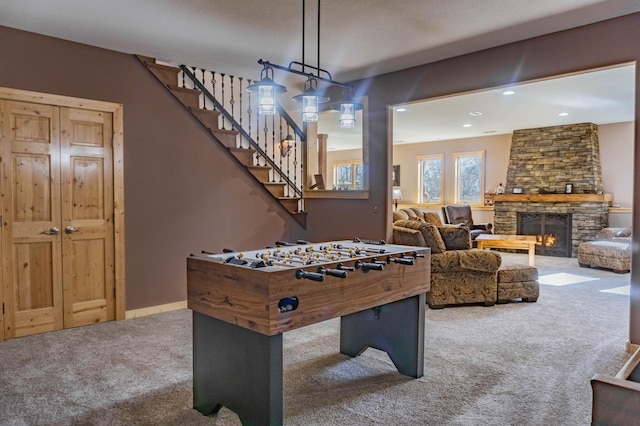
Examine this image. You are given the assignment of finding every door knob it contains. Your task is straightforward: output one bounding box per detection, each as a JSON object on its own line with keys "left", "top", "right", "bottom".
{"left": 65, "top": 226, "right": 79, "bottom": 234}
{"left": 41, "top": 227, "right": 59, "bottom": 235}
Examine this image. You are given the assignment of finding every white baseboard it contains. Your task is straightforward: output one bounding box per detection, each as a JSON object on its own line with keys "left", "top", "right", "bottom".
{"left": 125, "top": 300, "right": 188, "bottom": 319}
{"left": 626, "top": 340, "right": 639, "bottom": 354}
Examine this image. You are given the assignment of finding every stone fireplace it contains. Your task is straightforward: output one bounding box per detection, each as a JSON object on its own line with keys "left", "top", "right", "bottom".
{"left": 494, "top": 123, "right": 611, "bottom": 257}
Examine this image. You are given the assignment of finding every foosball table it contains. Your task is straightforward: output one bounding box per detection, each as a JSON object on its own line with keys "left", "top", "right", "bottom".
{"left": 187, "top": 239, "right": 431, "bottom": 425}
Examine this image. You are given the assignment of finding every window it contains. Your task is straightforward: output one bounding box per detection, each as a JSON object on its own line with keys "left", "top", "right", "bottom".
{"left": 332, "top": 161, "right": 363, "bottom": 190}
{"left": 417, "top": 154, "right": 443, "bottom": 204}
{"left": 453, "top": 151, "right": 485, "bottom": 204}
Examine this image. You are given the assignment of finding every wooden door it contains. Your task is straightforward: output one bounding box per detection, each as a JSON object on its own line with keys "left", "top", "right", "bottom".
{"left": 0, "top": 100, "right": 64, "bottom": 338}
{"left": 60, "top": 107, "right": 115, "bottom": 328}
{"left": 1, "top": 100, "right": 117, "bottom": 338}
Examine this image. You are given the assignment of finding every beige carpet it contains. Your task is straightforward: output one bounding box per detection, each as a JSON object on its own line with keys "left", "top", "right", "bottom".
{"left": 0, "top": 253, "right": 631, "bottom": 425}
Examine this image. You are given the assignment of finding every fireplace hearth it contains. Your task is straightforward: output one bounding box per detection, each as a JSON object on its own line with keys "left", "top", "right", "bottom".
{"left": 517, "top": 213, "right": 573, "bottom": 257}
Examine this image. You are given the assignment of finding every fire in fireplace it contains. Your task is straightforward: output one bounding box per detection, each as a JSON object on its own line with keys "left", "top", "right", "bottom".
{"left": 517, "top": 213, "right": 573, "bottom": 257}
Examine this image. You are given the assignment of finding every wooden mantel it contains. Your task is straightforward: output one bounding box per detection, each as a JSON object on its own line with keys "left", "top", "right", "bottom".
{"left": 493, "top": 193, "right": 613, "bottom": 203}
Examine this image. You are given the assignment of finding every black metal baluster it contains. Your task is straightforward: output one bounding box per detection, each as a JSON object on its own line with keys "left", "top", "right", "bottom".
{"left": 263, "top": 115, "right": 269, "bottom": 169}
{"left": 287, "top": 127, "right": 293, "bottom": 197}
{"left": 200, "top": 68, "right": 207, "bottom": 110}
{"left": 294, "top": 133, "right": 300, "bottom": 199}
{"left": 229, "top": 75, "right": 236, "bottom": 130}
{"left": 238, "top": 77, "right": 243, "bottom": 137}
{"left": 278, "top": 117, "right": 284, "bottom": 193}
{"left": 211, "top": 71, "right": 217, "bottom": 111}
{"left": 256, "top": 110, "right": 262, "bottom": 166}
{"left": 220, "top": 73, "right": 226, "bottom": 129}
{"left": 246, "top": 79, "right": 252, "bottom": 151}
{"left": 271, "top": 115, "right": 277, "bottom": 183}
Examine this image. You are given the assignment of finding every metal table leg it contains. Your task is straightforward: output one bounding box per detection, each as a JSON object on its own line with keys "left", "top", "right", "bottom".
{"left": 339, "top": 293, "right": 425, "bottom": 378}
{"left": 193, "top": 312, "right": 283, "bottom": 426}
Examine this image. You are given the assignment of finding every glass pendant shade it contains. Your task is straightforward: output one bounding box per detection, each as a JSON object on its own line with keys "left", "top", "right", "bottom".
{"left": 301, "top": 94, "right": 319, "bottom": 122}
{"left": 339, "top": 102, "right": 356, "bottom": 128}
{"left": 331, "top": 89, "right": 363, "bottom": 128}
{"left": 258, "top": 85, "right": 276, "bottom": 115}
{"left": 293, "top": 77, "right": 329, "bottom": 123}
{"left": 247, "top": 66, "right": 286, "bottom": 116}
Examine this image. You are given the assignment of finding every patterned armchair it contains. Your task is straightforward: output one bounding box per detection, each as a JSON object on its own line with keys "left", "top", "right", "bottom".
{"left": 393, "top": 220, "right": 502, "bottom": 309}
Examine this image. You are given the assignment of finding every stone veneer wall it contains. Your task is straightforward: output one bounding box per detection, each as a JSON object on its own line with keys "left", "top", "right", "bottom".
{"left": 506, "top": 122, "right": 602, "bottom": 194}
{"left": 495, "top": 122, "right": 608, "bottom": 257}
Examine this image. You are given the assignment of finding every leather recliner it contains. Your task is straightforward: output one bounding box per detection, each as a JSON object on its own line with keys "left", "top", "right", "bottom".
{"left": 441, "top": 204, "right": 493, "bottom": 241}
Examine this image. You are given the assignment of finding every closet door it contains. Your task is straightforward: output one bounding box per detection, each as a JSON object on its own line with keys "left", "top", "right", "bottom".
{"left": 0, "top": 101, "right": 63, "bottom": 338}
{"left": 60, "top": 107, "right": 115, "bottom": 328}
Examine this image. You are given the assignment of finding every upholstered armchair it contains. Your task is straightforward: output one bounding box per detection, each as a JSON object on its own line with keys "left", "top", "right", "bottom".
{"left": 393, "top": 220, "right": 502, "bottom": 308}
{"left": 393, "top": 207, "right": 444, "bottom": 226}
{"left": 441, "top": 204, "right": 493, "bottom": 241}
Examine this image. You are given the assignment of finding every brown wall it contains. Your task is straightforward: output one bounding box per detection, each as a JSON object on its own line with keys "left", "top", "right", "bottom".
{"left": 0, "top": 26, "right": 305, "bottom": 310}
{"left": 2, "top": 12, "right": 640, "bottom": 340}
{"left": 357, "top": 12, "right": 640, "bottom": 344}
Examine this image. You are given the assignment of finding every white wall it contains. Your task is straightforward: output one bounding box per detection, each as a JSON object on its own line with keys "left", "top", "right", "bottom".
{"left": 599, "top": 122, "right": 634, "bottom": 208}
{"left": 392, "top": 133, "right": 512, "bottom": 207}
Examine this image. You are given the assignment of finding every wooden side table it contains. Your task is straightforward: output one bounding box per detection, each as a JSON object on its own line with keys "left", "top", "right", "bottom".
{"left": 476, "top": 234, "right": 537, "bottom": 266}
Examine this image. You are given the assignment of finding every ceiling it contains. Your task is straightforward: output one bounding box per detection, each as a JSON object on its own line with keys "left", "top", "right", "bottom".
{"left": 392, "top": 64, "right": 636, "bottom": 146}
{"left": 1, "top": 0, "right": 638, "bottom": 147}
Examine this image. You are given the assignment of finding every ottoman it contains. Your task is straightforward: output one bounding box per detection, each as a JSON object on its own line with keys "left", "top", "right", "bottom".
{"left": 578, "top": 240, "right": 631, "bottom": 273}
{"left": 497, "top": 262, "right": 539, "bottom": 303}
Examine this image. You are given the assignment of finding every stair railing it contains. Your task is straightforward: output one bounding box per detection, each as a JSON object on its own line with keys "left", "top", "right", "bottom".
{"left": 179, "top": 65, "right": 305, "bottom": 200}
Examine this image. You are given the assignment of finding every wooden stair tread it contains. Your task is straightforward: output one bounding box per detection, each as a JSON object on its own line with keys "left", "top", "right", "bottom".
{"left": 146, "top": 62, "right": 180, "bottom": 74}
{"left": 167, "top": 85, "right": 199, "bottom": 94}
{"left": 211, "top": 128, "right": 239, "bottom": 136}
{"left": 228, "top": 147, "right": 256, "bottom": 154}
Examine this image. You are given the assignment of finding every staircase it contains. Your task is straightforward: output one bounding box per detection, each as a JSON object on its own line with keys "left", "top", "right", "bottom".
{"left": 136, "top": 55, "right": 306, "bottom": 226}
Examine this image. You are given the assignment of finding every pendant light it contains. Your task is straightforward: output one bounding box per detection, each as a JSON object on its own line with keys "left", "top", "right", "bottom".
{"left": 247, "top": 64, "right": 286, "bottom": 115}
{"left": 251, "top": 0, "right": 364, "bottom": 126}
{"left": 332, "top": 87, "right": 363, "bottom": 128}
{"left": 292, "top": 77, "right": 329, "bottom": 123}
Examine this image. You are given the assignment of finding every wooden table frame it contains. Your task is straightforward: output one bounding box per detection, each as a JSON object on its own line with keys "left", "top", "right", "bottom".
{"left": 187, "top": 242, "right": 431, "bottom": 425}
{"left": 476, "top": 234, "right": 537, "bottom": 266}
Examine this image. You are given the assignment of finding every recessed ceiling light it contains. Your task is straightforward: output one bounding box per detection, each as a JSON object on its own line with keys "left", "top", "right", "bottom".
{"left": 469, "top": 111, "right": 483, "bottom": 116}
{"left": 558, "top": 112, "right": 569, "bottom": 116}
{"left": 396, "top": 107, "right": 406, "bottom": 112}
{"left": 502, "top": 90, "right": 515, "bottom": 96}
{"left": 463, "top": 124, "right": 472, "bottom": 128}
